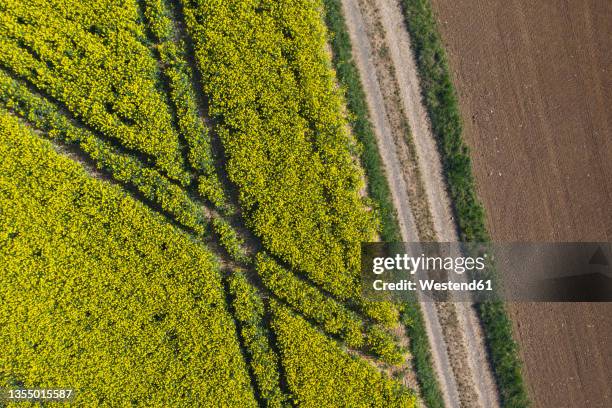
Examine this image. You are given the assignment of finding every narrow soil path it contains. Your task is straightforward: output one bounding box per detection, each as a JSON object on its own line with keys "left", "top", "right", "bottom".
{"left": 371, "top": 1, "right": 500, "bottom": 406}
{"left": 341, "top": 0, "right": 502, "bottom": 406}
{"left": 340, "top": 0, "right": 460, "bottom": 406}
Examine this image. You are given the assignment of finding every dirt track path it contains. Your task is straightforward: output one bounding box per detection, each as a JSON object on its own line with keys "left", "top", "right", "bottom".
{"left": 370, "top": 1, "right": 500, "bottom": 407}
{"left": 340, "top": 0, "right": 460, "bottom": 406}
{"left": 341, "top": 0, "right": 500, "bottom": 406}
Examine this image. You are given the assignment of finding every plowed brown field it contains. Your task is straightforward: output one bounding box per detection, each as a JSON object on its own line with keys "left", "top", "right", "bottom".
{"left": 428, "top": 0, "right": 612, "bottom": 406}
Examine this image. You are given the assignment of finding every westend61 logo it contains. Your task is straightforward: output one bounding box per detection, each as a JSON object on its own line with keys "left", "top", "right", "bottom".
{"left": 361, "top": 242, "right": 612, "bottom": 302}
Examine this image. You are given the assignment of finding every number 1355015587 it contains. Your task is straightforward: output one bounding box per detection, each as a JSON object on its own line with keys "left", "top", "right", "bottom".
{"left": 2, "top": 388, "right": 74, "bottom": 401}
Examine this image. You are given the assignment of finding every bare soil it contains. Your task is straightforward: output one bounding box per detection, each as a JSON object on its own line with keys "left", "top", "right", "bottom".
{"left": 429, "top": 0, "right": 612, "bottom": 406}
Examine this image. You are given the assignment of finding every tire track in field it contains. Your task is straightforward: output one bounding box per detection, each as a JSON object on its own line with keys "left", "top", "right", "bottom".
{"left": 141, "top": 3, "right": 414, "bottom": 403}
{"left": 2, "top": 5, "right": 418, "bottom": 406}
{"left": 339, "top": 0, "right": 460, "bottom": 406}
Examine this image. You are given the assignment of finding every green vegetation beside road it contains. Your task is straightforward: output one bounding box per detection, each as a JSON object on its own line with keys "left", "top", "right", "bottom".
{"left": 322, "top": 0, "right": 402, "bottom": 244}
{"left": 398, "top": 1, "right": 530, "bottom": 406}
{"left": 322, "top": 1, "right": 445, "bottom": 406}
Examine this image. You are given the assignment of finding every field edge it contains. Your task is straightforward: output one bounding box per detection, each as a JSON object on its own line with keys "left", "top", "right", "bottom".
{"left": 322, "top": 1, "right": 446, "bottom": 407}
{"left": 397, "top": 0, "right": 530, "bottom": 407}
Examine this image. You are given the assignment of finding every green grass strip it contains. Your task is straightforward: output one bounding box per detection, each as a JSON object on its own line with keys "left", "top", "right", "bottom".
{"left": 397, "top": 0, "right": 530, "bottom": 406}
{"left": 322, "top": 1, "right": 445, "bottom": 407}
{"left": 322, "top": 0, "right": 401, "bottom": 243}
